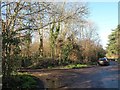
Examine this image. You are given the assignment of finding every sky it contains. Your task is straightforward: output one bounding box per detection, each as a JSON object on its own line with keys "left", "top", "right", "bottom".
{"left": 88, "top": 2, "right": 118, "bottom": 49}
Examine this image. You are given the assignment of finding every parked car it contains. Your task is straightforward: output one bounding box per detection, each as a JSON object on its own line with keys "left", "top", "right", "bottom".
{"left": 97, "top": 58, "right": 110, "bottom": 66}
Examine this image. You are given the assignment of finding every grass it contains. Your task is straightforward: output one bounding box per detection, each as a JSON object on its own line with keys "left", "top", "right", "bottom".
{"left": 2, "top": 72, "right": 38, "bottom": 89}
{"left": 64, "top": 64, "right": 88, "bottom": 69}
{"left": 50, "top": 64, "right": 88, "bottom": 69}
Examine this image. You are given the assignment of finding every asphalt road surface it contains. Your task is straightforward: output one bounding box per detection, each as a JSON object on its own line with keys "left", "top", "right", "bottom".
{"left": 60, "top": 61, "right": 119, "bottom": 89}
{"left": 23, "top": 61, "right": 120, "bottom": 89}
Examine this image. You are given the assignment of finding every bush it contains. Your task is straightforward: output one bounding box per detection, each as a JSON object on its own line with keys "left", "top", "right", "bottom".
{"left": 29, "top": 58, "right": 60, "bottom": 69}
{"left": 2, "top": 74, "right": 38, "bottom": 89}
{"left": 21, "top": 56, "right": 32, "bottom": 67}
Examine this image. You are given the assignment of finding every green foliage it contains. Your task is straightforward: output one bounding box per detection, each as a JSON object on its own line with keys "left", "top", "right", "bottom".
{"left": 50, "top": 20, "right": 60, "bottom": 58}
{"left": 106, "top": 25, "right": 120, "bottom": 58}
{"left": 61, "top": 43, "right": 73, "bottom": 61}
{"left": 2, "top": 74, "right": 37, "bottom": 89}
{"left": 21, "top": 56, "right": 32, "bottom": 67}
{"left": 2, "top": 29, "right": 22, "bottom": 77}
{"left": 64, "top": 64, "right": 87, "bottom": 69}
{"left": 20, "top": 75, "right": 36, "bottom": 88}
{"left": 97, "top": 47, "right": 106, "bottom": 58}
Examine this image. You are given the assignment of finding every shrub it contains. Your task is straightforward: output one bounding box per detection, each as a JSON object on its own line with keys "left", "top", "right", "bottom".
{"left": 2, "top": 74, "right": 37, "bottom": 89}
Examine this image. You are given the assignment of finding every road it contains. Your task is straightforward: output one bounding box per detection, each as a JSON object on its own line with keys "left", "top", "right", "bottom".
{"left": 23, "top": 61, "right": 120, "bottom": 89}
{"left": 60, "top": 61, "right": 119, "bottom": 89}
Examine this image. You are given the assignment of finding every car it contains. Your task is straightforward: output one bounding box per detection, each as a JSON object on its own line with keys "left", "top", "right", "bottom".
{"left": 97, "top": 58, "right": 110, "bottom": 66}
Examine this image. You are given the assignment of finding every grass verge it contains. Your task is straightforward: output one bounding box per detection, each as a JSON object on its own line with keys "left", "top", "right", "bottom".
{"left": 2, "top": 73, "right": 40, "bottom": 89}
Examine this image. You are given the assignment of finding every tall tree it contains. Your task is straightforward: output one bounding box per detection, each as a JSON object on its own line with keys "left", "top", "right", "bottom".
{"left": 1, "top": 1, "right": 38, "bottom": 77}
{"left": 106, "top": 25, "right": 120, "bottom": 60}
